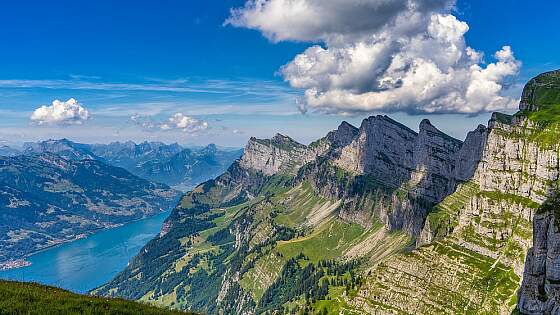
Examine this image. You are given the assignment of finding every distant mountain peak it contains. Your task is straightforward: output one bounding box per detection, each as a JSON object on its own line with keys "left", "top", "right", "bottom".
{"left": 200, "top": 143, "right": 217, "bottom": 154}
{"left": 24, "top": 138, "right": 100, "bottom": 161}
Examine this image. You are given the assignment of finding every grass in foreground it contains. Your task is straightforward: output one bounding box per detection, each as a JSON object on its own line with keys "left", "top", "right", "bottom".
{"left": 0, "top": 280, "right": 193, "bottom": 315}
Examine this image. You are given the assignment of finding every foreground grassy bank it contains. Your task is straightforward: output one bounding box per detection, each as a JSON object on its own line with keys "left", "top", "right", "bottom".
{"left": 0, "top": 280, "right": 192, "bottom": 315}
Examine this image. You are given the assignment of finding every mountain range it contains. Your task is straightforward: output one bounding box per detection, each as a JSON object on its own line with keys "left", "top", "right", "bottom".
{"left": 93, "top": 70, "right": 560, "bottom": 314}
{"left": 21, "top": 140, "right": 243, "bottom": 191}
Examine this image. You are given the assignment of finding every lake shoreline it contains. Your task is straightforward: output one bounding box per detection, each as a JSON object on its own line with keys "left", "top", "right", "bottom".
{"left": 0, "top": 209, "right": 173, "bottom": 293}
{"left": 0, "top": 209, "right": 171, "bottom": 271}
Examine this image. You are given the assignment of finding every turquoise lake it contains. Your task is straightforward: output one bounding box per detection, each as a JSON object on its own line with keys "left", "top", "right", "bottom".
{"left": 0, "top": 210, "right": 170, "bottom": 294}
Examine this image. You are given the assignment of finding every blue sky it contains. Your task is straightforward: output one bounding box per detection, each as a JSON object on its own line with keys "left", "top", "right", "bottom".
{"left": 0, "top": 0, "right": 559, "bottom": 147}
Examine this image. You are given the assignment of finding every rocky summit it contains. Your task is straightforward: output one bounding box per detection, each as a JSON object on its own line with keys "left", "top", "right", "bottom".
{"left": 95, "top": 70, "right": 560, "bottom": 314}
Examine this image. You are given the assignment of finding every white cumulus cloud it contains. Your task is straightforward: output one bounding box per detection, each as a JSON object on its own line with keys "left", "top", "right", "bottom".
{"left": 160, "top": 113, "right": 209, "bottom": 133}
{"left": 226, "top": 0, "right": 451, "bottom": 43}
{"left": 131, "top": 113, "right": 209, "bottom": 134}
{"left": 30, "top": 98, "right": 90, "bottom": 125}
{"left": 228, "top": 0, "right": 521, "bottom": 115}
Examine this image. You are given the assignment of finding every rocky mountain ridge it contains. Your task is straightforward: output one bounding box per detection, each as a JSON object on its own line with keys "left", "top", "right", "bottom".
{"left": 95, "top": 114, "right": 487, "bottom": 313}
{"left": 96, "top": 70, "right": 560, "bottom": 314}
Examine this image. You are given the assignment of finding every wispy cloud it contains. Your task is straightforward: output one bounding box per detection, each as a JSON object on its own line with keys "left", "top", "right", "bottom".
{"left": 0, "top": 77, "right": 297, "bottom": 99}
{"left": 95, "top": 101, "right": 301, "bottom": 118}
{"left": 130, "top": 112, "right": 208, "bottom": 134}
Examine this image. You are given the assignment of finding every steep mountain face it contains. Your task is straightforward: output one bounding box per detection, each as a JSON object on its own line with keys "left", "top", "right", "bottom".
{"left": 303, "top": 116, "right": 484, "bottom": 235}
{"left": 0, "top": 153, "right": 181, "bottom": 264}
{"left": 97, "top": 70, "right": 560, "bottom": 315}
{"left": 514, "top": 70, "right": 560, "bottom": 314}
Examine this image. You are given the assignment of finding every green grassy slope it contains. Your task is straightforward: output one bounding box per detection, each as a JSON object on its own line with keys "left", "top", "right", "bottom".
{"left": 95, "top": 170, "right": 411, "bottom": 314}
{"left": 0, "top": 280, "right": 193, "bottom": 315}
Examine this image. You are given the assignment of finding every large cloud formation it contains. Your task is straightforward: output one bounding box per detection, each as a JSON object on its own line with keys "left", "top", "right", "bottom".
{"left": 227, "top": 0, "right": 521, "bottom": 114}
{"left": 30, "top": 98, "right": 90, "bottom": 125}
{"left": 131, "top": 113, "right": 209, "bottom": 134}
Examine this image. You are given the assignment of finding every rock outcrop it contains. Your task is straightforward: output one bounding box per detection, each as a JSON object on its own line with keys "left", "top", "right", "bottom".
{"left": 239, "top": 134, "right": 311, "bottom": 176}
{"left": 239, "top": 121, "right": 360, "bottom": 177}
{"left": 518, "top": 201, "right": 560, "bottom": 314}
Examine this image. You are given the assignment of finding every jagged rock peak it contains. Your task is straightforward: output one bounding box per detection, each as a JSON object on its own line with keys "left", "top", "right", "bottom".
{"left": 520, "top": 69, "right": 560, "bottom": 112}
{"left": 419, "top": 118, "right": 436, "bottom": 131}
{"left": 199, "top": 143, "right": 218, "bottom": 154}
{"left": 361, "top": 115, "right": 418, "bottom": 136}
{"left": 418, "top": 119, "right": 462, "bottom": 144}
{"left": 338, "top": 121, "right": 357, "bottom": 131}
{"left": 475, "top": 123, "right": 487, "bottom": 132}
{"left": 247, "top": 133, "right": 305, "bottom": 149}
{"left": 324, "top": 121, "right": 359, "bottom": 147}
{"left": 240, "top": 134, "right": 310, "bottom": 176}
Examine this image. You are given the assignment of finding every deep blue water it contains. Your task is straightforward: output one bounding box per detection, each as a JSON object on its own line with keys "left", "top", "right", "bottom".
{"left": 0, "top": 210, "right": 170, "bottom": 294}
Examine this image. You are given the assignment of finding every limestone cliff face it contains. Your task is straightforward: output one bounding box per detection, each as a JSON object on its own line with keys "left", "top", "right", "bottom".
{"left": 334, "top": 116, "right": 475, "bottom": 203}
{"left": 417, "top": 113, "right": 557, "bottom": 272}
{"left": 453, "top": 124, "right": 488, "bottom": 181}
{"left": 297, "top": 115, "right": 482, "bottom": 236}
{"left": 516, "top": 70, "right": 560, "bottom": 314}
{"left": 347, "top": 70, "right": 560, "bottom": 314}
{"left": 518, "top": 206, "right": 560, "bottom": 314}
{"left": 238, "top": 122, "right": 359, "bottom": 177}
{"left": 238, "top": 134, "right": 310, "bottom": 176}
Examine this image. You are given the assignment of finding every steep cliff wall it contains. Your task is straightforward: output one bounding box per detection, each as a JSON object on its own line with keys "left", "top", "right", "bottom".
{"left": 350, "top": 70, "right": 560, "bottom": 314}
{"left": 301, "top": 115, "right": 483, "bottom": 236}
{"left": 518, "top": 199, "right": 560, "bottom": 314}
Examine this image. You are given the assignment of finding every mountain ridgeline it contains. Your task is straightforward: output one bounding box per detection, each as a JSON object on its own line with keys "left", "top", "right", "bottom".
{"left": 22, "top": 140, "right": 243, "bottom": 191}
{"left": 94, "top": 70, "right": 560, "bottom": 314}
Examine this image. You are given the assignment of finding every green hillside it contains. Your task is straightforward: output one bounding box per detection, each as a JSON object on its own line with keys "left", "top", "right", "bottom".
{"left": 0, "top": 280, "right": 193, "bottom": 315}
